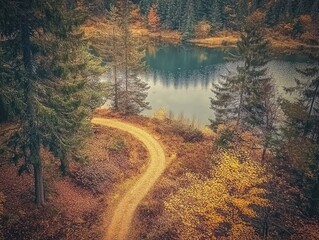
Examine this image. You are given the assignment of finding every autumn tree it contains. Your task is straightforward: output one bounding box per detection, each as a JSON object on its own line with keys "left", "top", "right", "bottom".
{"left": 165, "top": 150, "right": 270, "bottom": 239}
{"left": 147, "top": 5, "right": 160, "bottom": 32}
{"left": 194, "top": 21, "right": 211, "bottom": 39}
{"left": 0, "top": 0, "right": 104, "bottom": 206}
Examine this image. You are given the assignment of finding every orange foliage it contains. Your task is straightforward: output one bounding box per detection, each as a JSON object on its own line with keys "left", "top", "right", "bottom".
{"left": 246, "top": 11, "right": 266, "bottom": 26}
{"left": 147, "top": 5, "right": 160, "bottom": 32}
{"left": 299, "top": 15, "right": 312, "bottom": 27}
{"left": 130, "top": 5, "right": 143, "bottom": 27}
{"left": 194, "top": 21, "right": 212, "bottom": 39}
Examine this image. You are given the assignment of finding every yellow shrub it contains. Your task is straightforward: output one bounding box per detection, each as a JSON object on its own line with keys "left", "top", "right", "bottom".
{"left": 164, "top": 150, "right": 269, "bottom": 239}
{"left": 194, "top": 21, "right": 212, "bottom": 39}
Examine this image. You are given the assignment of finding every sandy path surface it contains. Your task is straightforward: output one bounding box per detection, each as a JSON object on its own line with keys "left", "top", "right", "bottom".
{"left": 92, "top": 118, "right": 166, "bottom": 240}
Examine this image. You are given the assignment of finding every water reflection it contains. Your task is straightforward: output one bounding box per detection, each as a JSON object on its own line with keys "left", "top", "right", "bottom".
{"left": 142, "top": 44, "right": 311, "bottom": 126}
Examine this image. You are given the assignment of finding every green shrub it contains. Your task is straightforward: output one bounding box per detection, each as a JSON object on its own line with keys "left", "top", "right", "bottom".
{"left": 170, "top": 122, "right": 203, "bottom": 142}
{"left": 108, "top": 137, "right": 127, "bottom": 153}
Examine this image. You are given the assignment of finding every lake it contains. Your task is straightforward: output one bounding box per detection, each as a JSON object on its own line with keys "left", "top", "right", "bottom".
{"left": 141, "top": 43, "right": 311, "bottom": 126}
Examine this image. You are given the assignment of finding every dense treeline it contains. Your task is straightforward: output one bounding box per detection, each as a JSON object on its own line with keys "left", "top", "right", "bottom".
{"left": 137, "top": 0, "right": 319, "bottom": 33}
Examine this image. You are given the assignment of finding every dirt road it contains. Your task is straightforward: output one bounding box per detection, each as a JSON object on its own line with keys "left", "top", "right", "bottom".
{"left": 92, "top": 118, "right": 167, "bottom": 240}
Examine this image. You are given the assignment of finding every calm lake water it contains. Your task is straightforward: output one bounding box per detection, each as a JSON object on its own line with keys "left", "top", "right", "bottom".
{"left": 141, "top": 43, "right": 311, "bottom": 126}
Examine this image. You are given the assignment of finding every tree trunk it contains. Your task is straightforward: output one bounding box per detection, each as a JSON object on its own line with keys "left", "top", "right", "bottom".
{"left": 33, "top": 162, "right": 45, "bottom": 207}
{"left": 237, "top": 84, "right": 244, "bottom": 127}
{"left": 124, "top": 0, "right": 129, "bottom": 114}
{"left": 261, "top": 145, "right": 267, "bottom": 162}
{"left": 112, "top": 27, "right": 118, "bottom": 110}
{"left": 60, "top": 152, "right": 69, "bottom": 176}
{"left": 22, "top": 10, "right": 45, "bottom": 207}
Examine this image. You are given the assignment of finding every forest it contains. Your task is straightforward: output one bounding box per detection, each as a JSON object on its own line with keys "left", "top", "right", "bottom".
{"left": 0, "top": 0, "right": 319, "bottom": 239}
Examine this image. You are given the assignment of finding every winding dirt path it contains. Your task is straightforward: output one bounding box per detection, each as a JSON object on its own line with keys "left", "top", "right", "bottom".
{"left": 92, "top": 118, "right": 166, "bottom": 240}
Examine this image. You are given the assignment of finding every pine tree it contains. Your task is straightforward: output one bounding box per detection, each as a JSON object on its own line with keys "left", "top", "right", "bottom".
{"left": 210, "top": 15, "right": 272, "bottom": 131}
{"left": 181, "top": 0, "right": 196, "bottom": 40}
{"left": 120, "top": 0, "right": 150, "bottom": 114}
{"left": 0, "top": 0, "right": 104, "bottom": 206}
{"left": 210, "top": 0, "right": 223, "bottom": 31}
{"left": 139, "top": 0, "right": 154, "bottom": 15}
{"left": 236, "top": 0, "right": 250, "bottom": 27}
{"left": 164, "top": 0, "right": 183, "bottom": 30}
{"left": 0, "top": 49, "right": 23, "bottom": 122}
{"left": 100, "top": 0, "right": 150, "bottom": 115}
{"left": 284, "top": 53, "right": 319, "bottom": 143}
{"left": 280, "top": 53, "right": 319, "bottom": 215}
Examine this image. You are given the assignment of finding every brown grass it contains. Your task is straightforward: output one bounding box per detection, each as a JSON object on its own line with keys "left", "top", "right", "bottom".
{"left": 131, "top": 26, "right": 182, "bottom": 44}
{"left": 0, "top": 113, "right": 148, "bottom": 240}
{"left": 189, "top": 32, "right": 240, "bottom": 48}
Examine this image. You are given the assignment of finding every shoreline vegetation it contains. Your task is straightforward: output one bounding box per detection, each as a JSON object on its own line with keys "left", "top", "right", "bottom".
{"left": 84, "top": 19, "right": 319, "bottom": 54}
{"left": 132, "top": 26, "right": 319, "bottom": 53}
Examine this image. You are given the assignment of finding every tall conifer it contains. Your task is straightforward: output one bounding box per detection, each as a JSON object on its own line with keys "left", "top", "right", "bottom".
{"left": 0, "top": 0, "right": 104, "bottom": 206}
{"left": 210, "top": 15, "right": 273, "bottom": 130}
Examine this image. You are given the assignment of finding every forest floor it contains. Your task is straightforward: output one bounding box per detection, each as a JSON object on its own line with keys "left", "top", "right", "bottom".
{"left": 0, "top": 109, "right": 211, "bottom": 239}
{"left": 0, "top": 110, "right": 153, "bottom": 239}
{"left": 2, "top": 110, "right": 317, "bottom": 239}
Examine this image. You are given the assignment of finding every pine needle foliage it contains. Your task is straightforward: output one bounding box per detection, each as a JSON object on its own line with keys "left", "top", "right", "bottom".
{"left": 90, "top": 1, "right": 150, "bottom": 115}
{"left": 284, "top": 53, "right": 319, "bottom": 142}
{"left": 0, "top": 0, "right": 104, "bottom": 206}
{"left": 210, "top": 15, "right": 273, "bottom": 131}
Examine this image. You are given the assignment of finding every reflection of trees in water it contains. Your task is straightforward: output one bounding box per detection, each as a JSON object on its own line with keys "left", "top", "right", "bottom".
{"left": 144, "top": 44, "right": 227, "bottom": 89}
{"left": 145, "top": 66, "right": 218, "bottom": 89}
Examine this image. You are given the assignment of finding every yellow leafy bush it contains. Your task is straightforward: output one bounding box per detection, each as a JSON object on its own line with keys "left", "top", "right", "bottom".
{"left": 153, "top": 107, "right": 168, "bottom": 121}
{"left": 164, "top": 150, "right": 269, "bottom": 239}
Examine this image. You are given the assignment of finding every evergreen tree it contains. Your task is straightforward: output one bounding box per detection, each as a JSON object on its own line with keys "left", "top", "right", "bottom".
{"left": 210, "top": 0, "right": 223, "bottom": 31}
{"left": 285, "top": 53, "right": 319, "bottom": 143}
{"left": 139, "top": 0, "right": 154, "bottom": 15}
{"left": 181, "top": 0, "right": 196, "bottom": 40}
{"left": 210, "top": 15, "right": 272, "bottom": 130}
{"left": 164, "top": 0, "right": 183, "bottom": 30}
{"left": 99, "top": 0, "right": 150, "bottom": 114}
{"left": 0, "top": 49, "right": 23, "bottom": 122}
{"left": 280, "top": 53, "right": 319, "bottom": 215}
{"left": 282, "top": 0, "right": 294, "bottom": 21}
{"left": 311, "top": 0, "right": 319, "bottom": 20}
{"left": 0, "top": 0, "right": 104, "bottom": 206}
{"left": 266, "top": 0, "right": 283, "bottom": 26}
{"left": 236, "top": 0, "right": 250, "bottom": 27}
